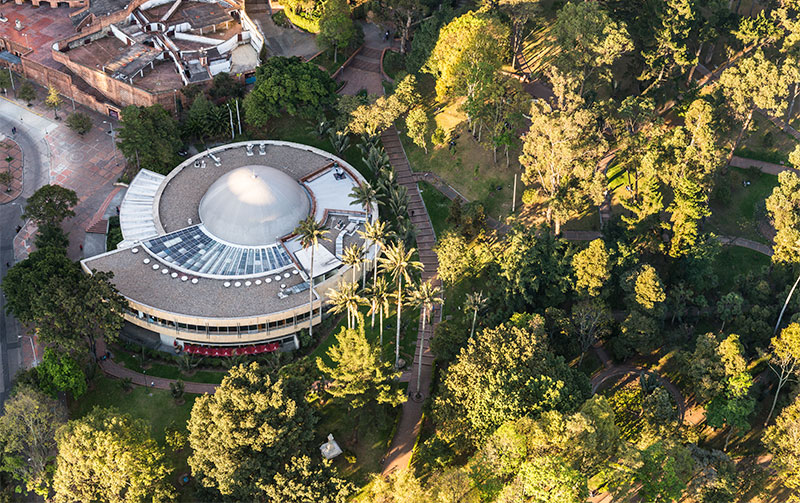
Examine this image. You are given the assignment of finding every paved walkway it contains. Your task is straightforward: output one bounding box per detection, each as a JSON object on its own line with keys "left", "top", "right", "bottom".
{"left": 380, "top": 127, "right": 441, "bottom": 475}
{"left": 335, "top": 23, "right": 393, "bottom": 96}
{"left": 95, "top": 338, "right": 218, "bottom": 395}
{"left": 730, "top": 154, "right": 795, "bottom": 175}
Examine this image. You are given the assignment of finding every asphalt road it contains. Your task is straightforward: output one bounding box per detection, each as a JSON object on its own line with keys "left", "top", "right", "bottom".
{"left": 0, "top": 101, "right": 53, "bottom": 406}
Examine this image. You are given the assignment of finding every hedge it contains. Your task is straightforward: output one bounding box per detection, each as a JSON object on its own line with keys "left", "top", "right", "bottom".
{"left": 284, "top": 8, "right": 320, "bottom": 33}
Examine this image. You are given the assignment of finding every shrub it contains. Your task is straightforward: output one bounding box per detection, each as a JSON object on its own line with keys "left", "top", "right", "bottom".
{"left": 66, "top": 112, "right": 92, "bottom": 135}
{"left": 284, "top": 8, "right": 321, "bottom": 33}
{"left": 521, "top": 188, "right": 539, "bottom": 206}
{"left": 431, "top": 126, "right": 448, "bottom": 147}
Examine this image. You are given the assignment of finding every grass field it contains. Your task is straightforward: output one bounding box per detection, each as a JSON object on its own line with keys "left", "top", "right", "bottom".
{"left": 712, "top": 245, "right": 771, "bottom": 294}
{"left": 738, "top": 114, "right": 798, "bottom": 165}
{"left": 419, "top": 181, "right": 453, "bottom": 237}
{"left": 112, "top": 348, "right": 225, "bottom": 384}
{"left": 707, "top": 167, "right": 777, "bottom": 243}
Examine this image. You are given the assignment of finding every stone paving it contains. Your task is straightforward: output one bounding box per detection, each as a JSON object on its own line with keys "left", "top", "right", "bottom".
{"left": 0, "top": 137, "right": 22, "bottom": 204}
{"left": 335, "top": 22, "right": 393, "bottom": 96}
{"left": 12, "top": 103, "right": 124, "bottom": 261}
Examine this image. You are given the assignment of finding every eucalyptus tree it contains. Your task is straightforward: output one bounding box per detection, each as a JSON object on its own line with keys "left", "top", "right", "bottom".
{"left": 294, "top": 216, "right": 329, "bottom": 340}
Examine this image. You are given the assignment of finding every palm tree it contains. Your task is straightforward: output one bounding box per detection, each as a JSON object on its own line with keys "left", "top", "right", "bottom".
{"left": 327, "top": 281, "right": 366, "bottom": 329}
{"left": 465, "top": 291, "right": 487, "bottom": 340}
{"left": 362, "top": 143, "right": 390, "bottom": 175}
{"left": 380, "top": 241, "right": 423, "bottom": 368}
{"left": 329, "top": 130, "right": 350, "bottom": 156}
{"left": 294, "top": 215, "right": 329, "bottom": 340}
{"left": 349, "top": 182, "right": 377, "bottom": 216}
{"left": 342, "top": 244, "right": 363, "bottom": 284}
{"left": 359, "top": 219, "right": 389, "bottom": 325}
{"left": 411, "top": 280, "right": 443, "bottom": 396}
{"left": 368, "top": 276, "right": 392, "bottom": 347}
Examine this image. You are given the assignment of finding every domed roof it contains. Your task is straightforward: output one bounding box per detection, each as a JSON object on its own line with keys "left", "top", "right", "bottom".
{"left": 199, "top": 165, "right": 310, "bottom": 246}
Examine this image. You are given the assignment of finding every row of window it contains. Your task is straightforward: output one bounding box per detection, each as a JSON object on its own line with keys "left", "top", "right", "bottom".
{"left": 128, "top": 307, "right": 321, "bottom": 336}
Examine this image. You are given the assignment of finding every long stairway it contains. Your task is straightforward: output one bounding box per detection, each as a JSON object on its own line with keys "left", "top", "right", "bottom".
{"left": 380, "top": 126, "right": 440, "bottom": 475}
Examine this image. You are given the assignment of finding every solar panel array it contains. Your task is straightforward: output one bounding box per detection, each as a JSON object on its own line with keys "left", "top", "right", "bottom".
{"left": 143, "top": 225, "right": 293, "bottom": 277}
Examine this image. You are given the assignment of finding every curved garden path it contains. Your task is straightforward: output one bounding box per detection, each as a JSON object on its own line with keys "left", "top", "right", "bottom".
{"left": 95, "top": 339, "right": 218, "bottom": 395}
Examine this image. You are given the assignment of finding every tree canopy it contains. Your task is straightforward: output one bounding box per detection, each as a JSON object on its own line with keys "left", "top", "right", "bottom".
{"left": 244, "top": 56, "right": 337, "bottom": 127}
{"left": 187, "top": 362, "right": 317, "bottom": 500}
{"left": 117, "top": 104, "right": 182, "bottom": 175}
{"left": 22, "top": 184, "right": 78, "bottom": 228}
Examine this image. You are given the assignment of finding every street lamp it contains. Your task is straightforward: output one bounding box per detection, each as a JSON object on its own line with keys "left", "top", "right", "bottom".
{"left": 102, "top": 119, "right": 118, "bottom": 165}
{"left": 18, "top": 334, "right": 37, "bottom": 366}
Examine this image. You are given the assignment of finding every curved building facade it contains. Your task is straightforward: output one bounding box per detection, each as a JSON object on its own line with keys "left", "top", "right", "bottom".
{"left": 81, "top": 141, "right": 377, "bottom": 352}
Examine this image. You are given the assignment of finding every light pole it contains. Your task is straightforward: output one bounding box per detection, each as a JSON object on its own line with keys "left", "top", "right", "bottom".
{"left": 102, "top": 119, "right": 118, "bottom": 165}
{"left": 18, "top": 334, "right": 38, "bottom": 366}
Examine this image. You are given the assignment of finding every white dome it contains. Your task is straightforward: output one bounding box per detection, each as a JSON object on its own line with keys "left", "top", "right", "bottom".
{"left": 199, "top": 165, "right": 310, "bottom": 246}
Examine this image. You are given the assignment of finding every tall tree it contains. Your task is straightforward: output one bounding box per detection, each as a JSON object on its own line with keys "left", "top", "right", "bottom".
{"left": 244, "top": 57, "right": 337, "bottom": 127}
{"left": 326, "top": 281, "right": 365, "bottom": 329}
{"left": 550, "top": 1, "right": 633, "bottom": 97}
{"left": 188, "top": 363, "right": 317, "bottom": 500}
{"left": 763, "top": 394, "right": 800, "bottom": 495}
{"left": 432, "top": 315, "right": 590, "bottom": 450}
{"left": 36, "top": 348, "right": 87, "bottom": 398}
{"left": 405, "top": 107, "right": 429, "bottom": 154}
{"left": 117, "top": 105, "right": 181, "bottom": 174}
{"left": 640, "top": 0, "right": 699, "bottom": 92}
{"left": 411, "top": 280, "right": 443, "bottom": 395}
{"left": 766, "top": 170, "right": 800, "bottom": 263}
{"left": 295, "top": 215, "right": 329, "bottom": 341}
{"left": 0, "top": 386, "right": 66, "bottom": 496}
{"left": 316, "top": 315, "right": 405, "bottom": 409}
{"left": 765, "top": 323, "right": 800, "bottom": 425}
{"left": 718, "top": 49, "right": 786, "bottom": 163}
{"left": 22, "top": 184, "right": 78, "bottom": 228}
{"left": 367, "top": 276, "right": 392, "bottom": 346}
{"left": 705, "top": 334, "right": 754, "bottom": 451}
{"left": 342, "top": 244, "right": 364, "bottom": 285}
{"left": 385, "top": 0, "right": 426, "bottom": 54}
{"left": 264, "top": 456, "right": 354, "bottom": 503}
{"left": 45, "top": 85, "right": 62, "bottom": 120}
{"left": 379, "top": 241, "right": 423, "bottom": 368}
{"left": 53, "top": 407, "right": 175, "bottom": 503}
{"left": 571, "top": 299, "right": 610, "bottom": 366}
{"left": 519, "top": 100, "right": 607, "bottom": 234}
{"left": 317, "top": 0, "right": 355, "bottom": 63}
{"left": 572, "top": 239, "right": 611, "bottom": 298}
{"left": 425, "top": 11, "right": 509, "bottom": 102}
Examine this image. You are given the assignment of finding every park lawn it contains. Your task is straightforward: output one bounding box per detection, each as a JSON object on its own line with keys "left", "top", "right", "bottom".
{"left": 712, "top": 245, "right": 771, "bottom": 294}
{"left": 312, "top": 303, "right": 421, "bottom": 368}
{"left": 401, "top": 74, "right": 523, "bottom": 221}
{"left": 315, "top": 401, "right": 400, "bottom": 487}
{"left": 70, "top": 375, "right": 196, "bottom": 444}
{"left": 706, "top": 167, "right": 777, "bottom": 243}
{"left": 738, "top": 113, "right": 798, "bottom": 165}
{"left": 310, "top": 45, "right": 358, "bottom": 76}
{"left": 112, "top": 348, "right": 225, "bottom": 385}
{"left": 419, "top": 181, "right": 453, "bottom": 237}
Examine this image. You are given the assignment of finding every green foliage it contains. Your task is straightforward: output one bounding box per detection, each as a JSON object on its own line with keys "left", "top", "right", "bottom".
{"left": 0, "top": 385, "right": 66, "bottom": 496}
{"left": 187, "top": 362, "right": 317, "bottom": 500}
{"left": 634, "top": 441, "right": 693, "bottom": 503}
{"left": 37, "top": 348, "right": 86, "bottom": 398}
{"left": 432, "top": 315, "right": 590, "bottom": 450}
{"left": 284, "top": 5, "right": 321, "bottom": 33}
{"left": 1, "top": 247, "right": 80, "bottom": 324}
{"left": 22, "top": 184, "right": 78, "bottom": 228}
{"left": 53, "top": 407, "right": 175, "bottom": 502}
{"left": 17, "top": 81, "right": 35, "bottom": 104}
{"left": 65, "top": 112, "right": 92, "bottom": 135}
{"left": 317, "top": 0, "right": 354, "bottom": 63}
{"left": 520, "top": 100, "right": 607, "bottom": 234}
{"left": 182, "top": 93, "right": 228, "bottom": 141}
{"left": 264, "top": 455, "right": 354, "bottom": 503}
{"left": 425, "top": 10, "right": 508, "bottom": 102}
{"left": 572, "top": 239, "right": 611, "bottom": 297}
{"left": 117, "top": 104, "right": 182, "bottom": 175}
{"left": 431, "top": 126, "right": 448, "bottom": 147}
{"left": 551, "top": 1, "right": 633, "bottom": 98}
{"left": 764, "top": 394, "right": 800, "bottom": 496}
{"left": 34, "top": 223, "right": 70, "bottom": 250}
{"left": 766, "top": 170, "right": 800, "bottom": 263}
{"left": 405, "top": 107, "right": 429, "bottom": 153}
{"left": 316, "top": 318, "right": 405, "bottom": 409}
{"left": 406, "top": 5, "right": 454, "bottom": 73}
{"left": 244, "top": 57, "right": 336, "bottom": 127}
{"left": 498, "top": 225, "right": 573, "bottom": 310}
{"left": 208, "top": 72, "right": 244, "bottom": 101}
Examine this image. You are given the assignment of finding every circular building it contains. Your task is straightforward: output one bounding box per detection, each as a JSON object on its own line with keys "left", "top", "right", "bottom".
{"left": 81, "top": 141, "right": 376, "bottom": 355}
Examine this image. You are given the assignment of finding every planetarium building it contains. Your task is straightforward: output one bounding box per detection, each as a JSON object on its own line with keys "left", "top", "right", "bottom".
{"left": 81, "top": 141, "right": 376, "bottom": 355}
